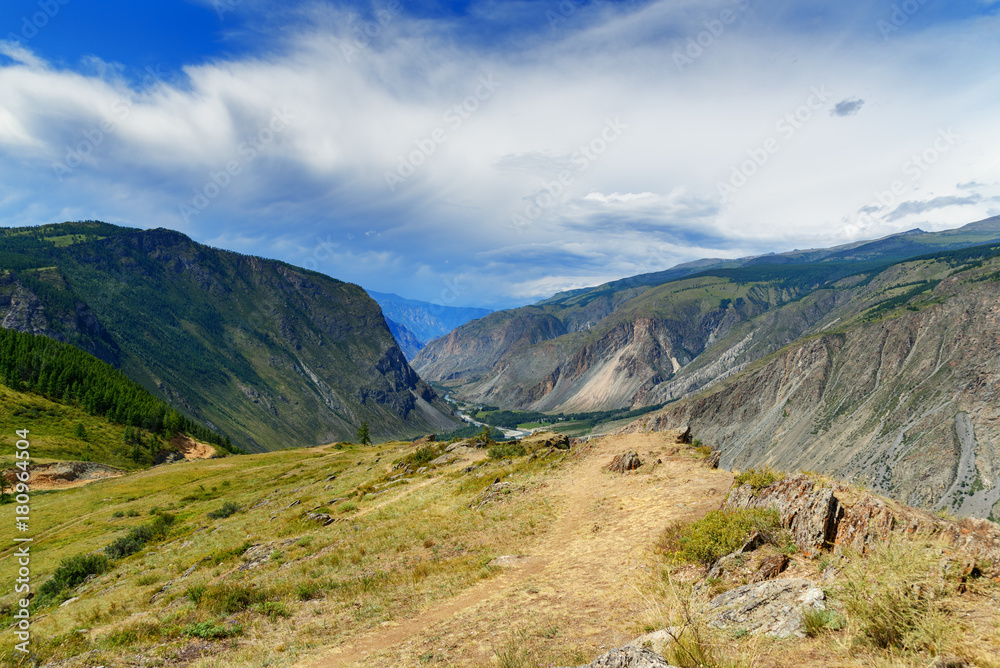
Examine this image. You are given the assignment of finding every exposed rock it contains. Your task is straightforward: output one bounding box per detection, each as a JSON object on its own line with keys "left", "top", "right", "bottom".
{"left": 470, "top": 481, "right": 519, "bottom": 510}
{"left": 725, "top": 476, "right": 840, "bottom": 557}
{"left": 306, "top": 512, "right": 335, "bottom": 526}
{"left": 626, "top": 628, "right": 682, "bottom": 656}
{"left": 702, "top": 578, "right": 825, "bottom": 638}
{"left": 445, "top": 439, "right": 472, "bottom": 452}
{"left": 704, "top": 451, "right": 721, "bottom": 469}
{"left": 606, "top": 451, "right": 643, "bottom": 473}
{"left": 412, "top": 434, "right": 437, "bottom": 446}
{"left": 563, "top": 646, "right": 679, "bottom": 668}
{"left": 752, "top": 554, "right": 790, "bottom": 583}
{"left": 522, "top": 431, "right": 571, "bottom": 451}
{"left": 726, "top": 474, "right": 1000, "bottom": 572}
{"left": 428, "top": 453, "right": 459, "bottom": 467}
{"left": 705, "top": 544, "right": 788, "bottom": 585}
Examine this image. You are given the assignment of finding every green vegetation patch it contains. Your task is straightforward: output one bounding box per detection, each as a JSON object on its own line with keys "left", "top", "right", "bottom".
{"left": 656, "top": 508, "right": 783, "bottom": 565}
{"left": 733, "top": 466, "right": 785, "bottom": 491}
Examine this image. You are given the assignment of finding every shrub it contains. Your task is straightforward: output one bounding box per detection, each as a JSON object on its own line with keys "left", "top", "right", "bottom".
{"left": 202, "top": 583, "right": 269, "bottom": 614}
{"left": 38, "top": 553, "right": 111, "bottom": 601}
{"left": 295, "top": 581, "right": 322, "bottom": 601}
{"left": 183, "top": 621, "right": 243, "bottom": 639}
{"left": 257, "top": 600, "right": 292, "bottom": 621}
{"left": 733, "top": 467, "right": 784, "bottom": 492}
{"left": 111, "top": 510, "right": 124, "bottom": 518}
{"left": 657, "top": 508, "right": 783, "bottom": 565}
{"left": 186, "top": 584, "right": 206, "bottom": 605}
{"left": 104, "top": 513, "right": 176, "bottom": 559}
{"left": 207, "top": 501, "right": 241, "bottom": 520}
{"left": 488, "top": 442, "right": 527, "bottom": 460}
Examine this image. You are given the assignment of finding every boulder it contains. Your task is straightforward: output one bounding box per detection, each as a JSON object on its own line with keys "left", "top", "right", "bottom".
{"left": 445, "top": 439, "right": 472, "bottom": 452}
{"left": 428, "top": 453, "right": 459, "bottom": 467}
{"left": 523, "top": 432, "right": 571, "bottom": 451}
{"left": 562, "top": 646, "right": 679, "bottom": 668}
{"left": 626, "top": 628, "right": 682, "bottom": 656}
{"left": 606, "top": 451, "right": 643, "bottom": 473}
{"left": 306, "top": 512, "right": 335, "bottom": 526}
{"left": 702, "top": 578, "right": 825, "bottom": 638}
{"left": 412, "top": 434, "right": 437, "bottom": 446}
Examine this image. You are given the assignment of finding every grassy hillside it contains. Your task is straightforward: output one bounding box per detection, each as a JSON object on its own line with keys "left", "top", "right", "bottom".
{"left": 0, "top": 222, "right": 459, "bottom": 451}
{"left": 3, "top": 432, "right": 999, "bottom": 667}
{"left": 0, "top": 384, "right": 137, "bottom": 470}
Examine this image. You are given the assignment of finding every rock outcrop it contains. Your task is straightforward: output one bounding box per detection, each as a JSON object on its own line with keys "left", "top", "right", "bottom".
{"left": 725, "top": 474, "right": 1000, "bottom": 571}
{"left": 606, "top": 451, "right": 643, "bottom": 473}
{"left": 702, "top": 578, "right": 825, "bottom": 638}
{"left": 562, "top": 646, "right": 679, "bottom": 668}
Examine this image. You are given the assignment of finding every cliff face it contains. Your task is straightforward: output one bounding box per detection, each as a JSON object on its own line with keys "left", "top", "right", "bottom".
{"left": 415, "top": 217, "right": 1000, "bottom": 417}
{"left": 625, "top": 273, "right": 1000, "bottom": 519}
{"left": 0, "top": 223, "right": 459, "bottom": 450}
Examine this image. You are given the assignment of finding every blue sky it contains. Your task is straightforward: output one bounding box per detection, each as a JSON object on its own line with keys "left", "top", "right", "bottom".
{"left": 2, "top": 0, "right": 999, "bottom": 308}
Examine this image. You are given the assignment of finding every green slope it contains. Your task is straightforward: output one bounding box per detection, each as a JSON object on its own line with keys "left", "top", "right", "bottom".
{"left": 0, "top": 222, "right": 458, "bottom": 452}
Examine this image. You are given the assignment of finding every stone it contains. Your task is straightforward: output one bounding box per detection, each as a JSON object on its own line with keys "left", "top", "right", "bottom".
{"left": 445, "top": 439, "right": 472, "bottom": 452}
{"left": 750, "top": 554, "right": 790, "bottom": 583}
{"left": 626, "top": 628, "right": 683, "bottom": 656}
{"left": 606, "top": 451, "right": 643, "bottom": 473}
{"left": 523, "top": 432, "right": 571, "bottom": 451}
{"left": 702, "top": 578, "right": 825, "bottom": 638}
{"left": 704, "top": 451, "right": 721, "bottom": 469}
{"left": 412, "top": 434, "right": 437, "bottom": 446}
{"left": 561, "top": 646, "right": 679, "bottom": 668}
{"left": 306, "top": 512, "right": 335, "bottom": 526}
{"left": 428, "top": 453, "right": 459, "bottom": 467}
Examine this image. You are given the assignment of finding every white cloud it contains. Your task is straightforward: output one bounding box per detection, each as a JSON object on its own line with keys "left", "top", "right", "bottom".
{"left": 0, "top": 2, "right": 999, "bottom": 307}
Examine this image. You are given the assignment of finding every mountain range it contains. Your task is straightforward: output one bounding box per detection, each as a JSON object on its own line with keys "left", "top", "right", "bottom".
{"left": 413, "top": 216, "right": 1000, "bottom": 517}
{"left": 0, "top": 222, "right": 458, "bottom": 452}
{"left": 367, "top": 290, "right": 493, "bottom": 359}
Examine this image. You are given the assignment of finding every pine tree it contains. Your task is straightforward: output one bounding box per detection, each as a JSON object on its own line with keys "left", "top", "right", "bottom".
{"left": 356, "top": 421, "right": 372, "bottom": 446}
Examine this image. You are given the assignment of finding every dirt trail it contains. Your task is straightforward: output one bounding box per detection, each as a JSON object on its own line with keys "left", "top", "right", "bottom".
{"left": 298, "top": 432, "right": 733, "bottom": 668}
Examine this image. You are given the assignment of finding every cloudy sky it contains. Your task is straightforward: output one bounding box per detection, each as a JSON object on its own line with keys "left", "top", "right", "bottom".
{"left": 1, "top": 0, "right": 999, "bottom": 308}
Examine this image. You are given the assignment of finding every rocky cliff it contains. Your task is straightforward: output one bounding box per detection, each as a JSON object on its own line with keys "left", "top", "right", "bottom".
{"left": 625, "top": 263, "right": 1000, "bottom": 519}
{"left": 414, "top": 218, "right": 1000, "bottom": 416}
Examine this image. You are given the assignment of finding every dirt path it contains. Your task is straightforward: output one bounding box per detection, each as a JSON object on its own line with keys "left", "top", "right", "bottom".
{"left": 297, "top": 432, "right": 733, "bottom": 667}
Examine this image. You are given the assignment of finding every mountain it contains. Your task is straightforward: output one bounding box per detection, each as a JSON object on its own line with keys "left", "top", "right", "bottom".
{"left": 624, "top": 243, "right": 1000, "bottom": 519}
{"left": 0, "top": 222, "right": 459, "bottom": 451}
{"left": 367, "top": 290, "right": 493, "bottom": 346}
{"left": 414, "top": 217, "right": 1000, "bottom": 415}
{"left": 384, "top": 318, "right": 425, "bottom": 360}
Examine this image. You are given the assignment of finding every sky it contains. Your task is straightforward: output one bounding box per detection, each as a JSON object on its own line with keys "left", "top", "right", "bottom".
{"left": 1, "top": 1, "right": 999, "bottom": 309}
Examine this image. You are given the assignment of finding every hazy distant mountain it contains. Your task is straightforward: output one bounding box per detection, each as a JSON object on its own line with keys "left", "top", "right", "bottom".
{"left": 385, "top": 318, "right": 426, "bottom": 360}
{"left": 367, "top": 291, "right": 492, "bottom": 345}
{"left": 0, "top": 222, "right": 459, "bottom": 451}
